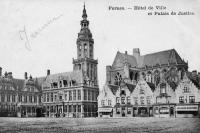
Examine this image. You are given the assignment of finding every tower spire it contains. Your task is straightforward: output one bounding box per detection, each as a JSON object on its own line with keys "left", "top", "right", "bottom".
{"left": 82, "top": 3, "right": 87, "bottom": 19}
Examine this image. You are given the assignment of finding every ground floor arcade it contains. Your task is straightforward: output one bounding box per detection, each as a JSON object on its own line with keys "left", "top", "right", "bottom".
{"left": 44, "top": 102, "right": 98, "bottom": 118}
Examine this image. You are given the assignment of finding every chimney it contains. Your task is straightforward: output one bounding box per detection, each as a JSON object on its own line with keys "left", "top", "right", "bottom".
{"left": 106, "top": 66, "right": 111, "bottom": 84}
{"left": 0, "top": 67, "right": 2, "bottom": 76}
{"left": 7, "top": 72, "right": 13, "bottom": 79}
{"left": 133, "top": 48, "right": 140, "bottom": 62}
{"left": 24, "top": 72, "right": 28, "bottom": 79}
{"left": 192, "top": 70, "right": 197, "bottom": 77}
{"left": 4, "top": 71, "right": 8, "bottom": 78}
{"left": 47, "top": 69, "right": 50, "bottom": 76}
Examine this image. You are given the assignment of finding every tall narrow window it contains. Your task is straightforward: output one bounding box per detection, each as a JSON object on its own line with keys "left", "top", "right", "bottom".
{"left": 73, "top": 90, "right": 76, "bottom": 101}
{"left": 29, "top": 95, "right": 32, "bottom": 103}
{"left": 7, "top": 94, "right": 10, "bottom": 102}
{"left": 84, "top": 90, "right": 87, "bottom": 100}
{"left": 51, "top": 93, "right": 53, "bottom": 102}
{"left": 34, "top": 96, "right": 37, "bottom": 103}
{"left": 47, "top": 93, "right": 49, "bottom": 102}
{"left": 179, "top": 96, "right": 184, "bottom": 103}
{"left": 12, "top": 94, "right": 16, "bottom": 102}
{"left": 116, "top": 97, "right": 120, "bottom": 104}
{"left": 1, "top": 94, "right": 5, "bottom": 102}
{"left": 101, "top": 100, "right": 105, "bottom": 106}
{"left": 69, "top": 91, "right": 72, "bottom": 101}
{"left": 160, "top": 83, "right": 166, "bottom": 94}
{"left": 115, "top": 72, "right": 122, "bottom": 86}
{"left": 78, "top": 90, "right": 81, "bottom": 100}
{"left": 108, "top": 100, "right": 111, "bottom": 106}
{"left": 121, "top": 97, "right": 125, "bottom": 104}
{"left": 127, "top": 97, "right": 131, "bottom": 104}
{"left": 189, "top": 96, "right": 195, "bottom": 103}
{"left": 65, "top": 93, "right": 67, "bottom": 101}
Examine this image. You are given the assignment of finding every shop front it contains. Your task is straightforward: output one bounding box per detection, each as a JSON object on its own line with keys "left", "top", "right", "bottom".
{"left": 98, "top": 107, "right": 113, "bottom": 118}
{"left": 133, "top": 106, "right": 153, "bottom": 117}
{"left": 153, "top": 104, "right": 175, "bottom": 118}
{"left": 175, "top": 104, "right": 199, "bottom": 118}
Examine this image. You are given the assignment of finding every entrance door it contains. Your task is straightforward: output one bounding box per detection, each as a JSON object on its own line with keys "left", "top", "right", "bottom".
{"left": 138, "top": 107, "right": 148, "bottom": 117}
{"left": 36, "top": 108, "right": 42, "bottom": 117}
{"left": 170, "top": 107, "right": 174, "bottom": 117}
{"left": 122, "top": 107, "right": 125, "bottom": 117}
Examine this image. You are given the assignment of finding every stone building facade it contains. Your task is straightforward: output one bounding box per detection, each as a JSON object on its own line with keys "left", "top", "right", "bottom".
{"left": 0, "top": 68, "right": 43, "bottom": 117}
{"left": 42, "top": 5, "right": 99, "bottom": 118}
{"left": 98, "top": 49, "right": 200, "bottom": 118}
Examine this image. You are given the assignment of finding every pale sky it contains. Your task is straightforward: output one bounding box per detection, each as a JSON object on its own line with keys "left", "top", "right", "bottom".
{"left": 0, "top": 0, "right": 200, "bottom": 88}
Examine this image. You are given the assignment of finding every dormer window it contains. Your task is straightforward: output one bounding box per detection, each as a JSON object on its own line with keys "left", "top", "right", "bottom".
{"left": 63, "top": 80, "right": 68, "bottom": 87}
{"left": 52, "top": 82, "right": 58, "bottom": 88}
{"left": 59, "top": 81, "right": 62, "bottom": 88}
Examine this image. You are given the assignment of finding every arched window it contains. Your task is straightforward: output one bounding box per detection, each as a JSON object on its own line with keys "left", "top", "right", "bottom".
{"left": 115, "top": 72, "right": 122, "bottom": 86}
{"left": 129, "top": 71, "right": 134, "bottom": 80}
{"left": 146, "top": 71, "right": 152, "bottom": 83}
{"left": 154, "top": 70, "right": 160, "bottom": 86}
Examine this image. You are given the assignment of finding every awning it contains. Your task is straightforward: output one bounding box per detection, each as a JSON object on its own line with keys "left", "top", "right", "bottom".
{"left": 98, "top": 108, "right": 113, "bottom": 112}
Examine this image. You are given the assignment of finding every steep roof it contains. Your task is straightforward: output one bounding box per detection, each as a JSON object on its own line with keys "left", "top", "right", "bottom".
{"left": 187, "top": 72, "right": 200, "bottom": 89}
{"left": 43, "top": 70, "right": 82, "bottom": 86}
{"left": 138, "top": 49, "right": 185, "bottom": 67}
{"left": 147, "top": 82, "right": 156, "bottom": 92}
{"left": 0, "top": 77, "right": 25, "bottom": 91}
{"left": 112, "top": 51, "right": 137, "bottom": 68}
{"left": 112, "top": 49, "right": 185, "bottom": 69}
{"left": 126, "top": 83, "right": 136, "bottom": 93}
{"left": 107, "top": 84, "right": 119, "bottom": 95}
{"left": 167, "top": 81, "right": 177, "bottom": 91}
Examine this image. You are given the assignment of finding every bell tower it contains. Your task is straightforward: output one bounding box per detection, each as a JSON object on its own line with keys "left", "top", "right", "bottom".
{"left": 73, "top": 4, "right": 98, "bottom": 86}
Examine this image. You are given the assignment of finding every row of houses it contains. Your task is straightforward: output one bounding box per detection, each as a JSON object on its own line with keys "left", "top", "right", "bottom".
{"left": 98, "top": 73, "right": 200, "bottom": 118}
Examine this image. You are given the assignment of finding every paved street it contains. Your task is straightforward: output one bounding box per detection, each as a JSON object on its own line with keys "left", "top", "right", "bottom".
{"left": 0, "top": 117, "right": 200, "bottom": 133}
